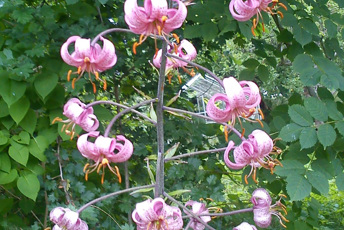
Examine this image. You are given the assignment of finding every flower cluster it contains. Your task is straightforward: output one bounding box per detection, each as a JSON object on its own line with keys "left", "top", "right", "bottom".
{"left": 229, "top": 0, "right": 287, "bottom": 36}
{"left": 224, "top": 129, "right": 282, "bottom": 183}
{"left": 50, "top": 207, "right": 88, "bottom": 230}
{"left": 132, "top": 198, "right": 183, "bottom": 230}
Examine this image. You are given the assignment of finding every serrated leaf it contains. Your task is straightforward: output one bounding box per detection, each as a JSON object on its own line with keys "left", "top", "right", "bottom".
{"left": 325, "top": 100, "right": 343, "bottom": 120}
{"left": 257, "top": 65, "right": 269, "bottom": 82}
{"left": 164, "top": 142, "right": 180, "bottom": 159}
{"left": 336, "top": 173, "right": 344, "bottom": 191}
{"left": 34, "top": 73, "right": 58, "bottom": 100}
{"left": 8, "top": 143, "right": 29, "bottom": 166}
{"left": 304, "top": 97, "right": 328, "bottom": 121}
{"left": 314, "top": 56, "right": 343, "bottom": 90}
{"left": 17, "top": 173, "right": 40, "bottom": 201}
{"left": 306, "top": 171, "right": 329, "bottom": 194}
{"left": 288, "top": 104, "right": 313, "bottom": 126}
{"left": 9, "top": 97, "right": 30, "bottom": 124}
{"left": 279, "top": 123, "right": 303, "bottom": 142}
{"left": 242, "top": 58, "right": 259, "bottom": 70}
{"left": 299, "top": 18, "right": 319, "bottom": 35}
{"left": 0, "top": 169, "right": 18, "bottom": 185}
{"left": 325, "top": 19, "right": 337, "bottom": 38}
{"left": 317, "top": 124, "right": 336, "bottom": 148}
{"left": 294, "top": 25, "right": 312, "bottom": 46}
{"left": 335, "top": 121, "right": 344, "bottom": 137}
{"left": 300, "top": 127, "right": 317, "bottom": 149}
{"left": 286, "top": 174, "right": 312, "bottom": 201}
{"left": 275, "top": 160, "right": 306, "bottom": 177}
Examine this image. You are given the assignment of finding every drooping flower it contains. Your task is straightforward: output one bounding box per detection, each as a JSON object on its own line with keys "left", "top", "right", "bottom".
{"left": 77, "top": 131, "right": 133, "bottom": 184}
{"left": 233, "top": 222, "right": 257, "bottom": 230}
{"left": 132, "top": 198, "right": 183, "bottom": 230}
{"left": 224, "top": 130, "right": 282, "bottom": 184}
{"left": 60, "top": 36, "right": 117, "bottom": 92}
{"left": 50, "top": 207, "right": 88, "bottom": 230}
{"left": 124, "top": 0, "right": 187, "bottom": 54}
{"left": 206, "top": 77, "right": 261, "bottom": 126}
{"left": 251, "top": 188, "right": 289, "bottom": 228}
{"left": 52, "top": 98, "right": 99, "bottom": 139}
{"left": 153, "top": 39, "right": 197, "bottom": 83}
{"left": 229, "top": 0, "right": 287, "bottom": 36}
{"left": 185, "top": 200, "right": 211, "bottom": 230}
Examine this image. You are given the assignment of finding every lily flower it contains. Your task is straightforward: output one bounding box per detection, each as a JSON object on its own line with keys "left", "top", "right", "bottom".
{"left": 50, "top": 207, "right": 88, "bottom": 230}
{"left": 52, "top": 98, "right": 99, "bottom": 139}
{"left": 185, "top": 200, "right": 211, "bottom": 230}
{"left": 223, "top": 130, "right": 282, "bottom": 184}
{"left": 206, "top": 77, "right": 262, "bottom": 128}
{"left": 233, "top": 222, "right": 257, "bottom": 230}
{"left": 124, "top": 0, "right": 187, "bottom": 54}
{"left": 251, "top": 188, "right": 289, "bottom": 228}
{"left": 153, "top": 39, "right": 197, "bottom": 83}
{"left": 229, "top": 0, "right": 287, "bottom": 36}
{"left": 132, "top": 198, "right": 183, "bottom": 230}
{"left": 77, "top": 131, "right": 133, "bottom": 184}
{"left": 60, "top": 36, "right": 117, "bottom": 93}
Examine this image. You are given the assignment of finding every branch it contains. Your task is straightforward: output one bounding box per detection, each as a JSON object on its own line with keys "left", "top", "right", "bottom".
{"left": 165, "top": 147, "right": 227, "bottom": 162}
{"left": 91, "top": 28, "right": 134, "bottom": 46}
{"left": 77, "top": 184, "right": 155, "bottom": 213}
{"left": 163, "top": 192, "right": 216, "bottom": 230}
{"left": 104, "top": 98, "right": 158, "bottom": 137}
{"left": 183, "top": 208, "right": 253, "bottom": 218}
{"left": 165, "top": 53, "right": 224, "bottom": 89}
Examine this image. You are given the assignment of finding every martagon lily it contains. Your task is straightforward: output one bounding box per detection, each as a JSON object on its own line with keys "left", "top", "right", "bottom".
{"left": 251, "top": 188, "right": 289, "bottom": 228}
{"left": 52, "top": 98, "right": 99, "bottom": 139}
{"left": 124, "top": 0, "right": 187, "bottom": 54}
{"left": 50, "top": 207, "right": 88, "bottom": 230}
{"left": 153, "top": 39, "right": 197, "bottom": 83}
{"left": 132, "top": 198, "right": 183, "bottom": 230}
{"left": 223, "top": 129, "right": 282, "bottom": 184}
{"left": 77, "top": 131, "right": 133, "bottom": 184}
{"left": 229, "top": 0, "right": 287, "bottom": 36}
{"left": 185, "top": 200, "right": 211, "bottom": 230}
{"left": 60, "top": 36, "right": 117, "bottom": 92}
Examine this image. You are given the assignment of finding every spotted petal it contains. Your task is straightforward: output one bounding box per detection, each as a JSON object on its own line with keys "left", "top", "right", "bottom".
{"left": 233, "top": 222, "right": 258, "bottom": 230}
{"left": 206, "top": 93, "right": 233, "bottom": 123}
{"left": 163, "top": 0, "right": 187, "bottom": 33}
{"left": 248, "top": 130, "right": 273, "bottom": 157}
{"left": 224, "top": 141, "right": 248, "bottom": 170}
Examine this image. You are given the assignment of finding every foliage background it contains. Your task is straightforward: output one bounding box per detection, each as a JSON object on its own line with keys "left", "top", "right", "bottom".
{"left": 1, "top": 0, "right": 344, "bottom": 229}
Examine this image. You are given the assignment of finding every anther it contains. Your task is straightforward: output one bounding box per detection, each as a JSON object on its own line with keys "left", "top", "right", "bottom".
{"left": 51, "top": 117, "right": 62, "bottom": 124}
{"left": 173, "top": 43, "right": 178, "bottom": 54}
{"left": 277, "top": 11, "right": 284, "bottom": 18}
{"left": 133, "top": 42, "right": 139, "bottom": 55}
{"left": 103, "top": 79, "right": 107, "bottom": 91}
{"left": 72, "top": 78, "right": 77, "bottom": 89}
{"left": 77, "top": 66, "right": 82, "bottom": 75}
{"left": 167, "top": 74, "right": 173, "bottom": 84}
{"left": 172, "top": 33, "right": 180, "bottom": 43}
{"left": 83, "top": 163, "right": 90, "bottom": 173}
{"left": 279, "top": 2, "right": 288, "bottom": 10}
{"left": 244, "top": 175, "right": 249, "bottom": 184}
{"left": 67, "top": 70, "right": 72, "bottom": 82}
{"left": 85, "top": 170, "right": 89, "bottom": 181}
{"left": 256, "top": 119, "right": 264, "bottom": 128}
{"left": 95, "top": 71, "right": 99, "bottom": 80}
{"left": 258, "top": 108, "right": 265, "bottom": 120}
{"left": 92, "top": 82, "right": 97, "bottom": 94}
{"left": 251, "top": 26, "right": 256, "bottom": 37}
{"left": 115, "top": 166, "right": 122, "bottom": 183}
{"left": 177, "top": 75, "right": 182, "bottom": 84}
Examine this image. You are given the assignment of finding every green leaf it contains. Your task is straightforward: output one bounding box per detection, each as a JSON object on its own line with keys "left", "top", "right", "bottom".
{"left": 317, "top": 124, "right": 336, "bottom": 148}
{"left": 286, "top": 174, "right": 312, "bottom": 201}
{"left": 0, "top": 131, "right": 9, "bottom": 146}
{"left": 0, "top": 99, "right": 9, "bottom": 118}
{"left": 0, "top": 74, "right": 26, "bottom": 106}
{"left": 325, "top": 100, "right": 343, "bottom": 120}
{"left": 9, "top": 143, "right": 29, "bottom": 166}
{"left": 335, "top": 121, "right": 344, "bottom": 137}
{"left": 306, "top": 171, "right": 329, "bottom": 194}
{"left": 299, "top": 127, "right": 317, "bottom": 149}
{"left": 279, "top": 123, "right": 303, "bottom": 142}
{"left": 275, "top": 160, "right": 306, "bottom": 177}
{"left": 149, "top": 103, "right": 157, "bottom": 122}
{"left": 129, "top": 187, "right": 154, "bottom": 195}
{"left": 314, "top": 56, "right": 343, "bottom": 90}
{"left": 239, "top": 68, "right": 255, "bottom": 81}
{"left": 299, "top": 18, "right": 319, "bottom": 35}
{"left": 304, "top": 97, "right": 328, "bottom": 121}
{"left": 242, "top": 59, "right": 259, "bottom": 70}
{"left": 0, "top": 169, "right": 18, "bottom": 185}
{"left": 257, "top": 65, "right": 269, "bottom": 82}
{"left": 202, "top": 22, "right": 218, "bottom": 41}
{"left": 167, "top": 189, "right": 191, "bottom": 197}
{"left": 28, "top": 137, "right": 47, "bottom": 162}
{"left": 19, "top": 109, "right": 37, "bottom": 134}
{"left": 336, "top": 173, "right": 344, "bottom": 191}
{"left": 288, "top": 104, "right": 313, "bottom": 126}
{"left": 0, "top": 152, "right": 11, "bottom": 173}
{"left": 66, "top": 0, "right": 79, "bottom": 4}
{"left": 164, "top": 142, "right": 180, "bottom": 159}
{"left": 34, "top": 73, "right": 58, "bottom": 101}
{"left": 9, "top": 97, "right": 30, "bottom": 124}
{"left": 317, "top": 87, "right": 334, "bottom": 100}
{"left": 325, "top": 19, "right": 337, "bottom": 38}
{"left": 292, "top": 54, "right": 319, "bottom": 86}
{"left": 294, "top": 25, "right": 312, "bottom": 46}
{"left": 12, "top": 131, "right": 30, "bottom": 145}
{"left": 11, "top": 9, "right": 33, "bottom": 24}
{"left": 17, "top": 173, "right": 40, "bottom": 201}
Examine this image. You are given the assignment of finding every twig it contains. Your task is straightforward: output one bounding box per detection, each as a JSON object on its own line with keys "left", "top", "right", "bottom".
{"left": 77, "top": 184, "right": 155, "bottom": 213}
{"left": 165, "top": 147, "right": 227, "bottom": 162}
{"left": 183, "top": 208, "right": 253, "bottom": 218}
{"left": 104, "top": 98, "right": 158, "bottom": 137}
{"left": 31, "top": 211, "right": 44, "bottom": 228}
{"left": 163, "top": 192, "right": 216, "bottom": 230}
{"left": 91, "top": 28, "right": 133, "bottom": 46}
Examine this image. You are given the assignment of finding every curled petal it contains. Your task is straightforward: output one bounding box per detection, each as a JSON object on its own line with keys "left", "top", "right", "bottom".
{"left": 229, "top": 0, "right": 259, "bottom": 21}
{"left": 223, "top": 77, "right": 246, "bottom": 109}
{"left": 233, "top": 222, "right": 258, "bottom": 230}
{"left": 133, "top": 199, "right": 161, "bottom": 223}
{"left": 249, "top": 130, "right": 273, "bottom": 157}
{"left": 77, "top": 131, "right": 100, "bottom": 161}
{"left": 206, "top": 93, "right": 233, "bottom": 123}
{"left": 107, "top": 135, "right": 134, "bottom": 163}
{"left": 185, "top": 201, "right": 211, "bottom": 230}
{"left": 166, "top": 206, "right": 183, "bottom": 230}
{"left": 63, "top": 98, "right": 87, "bottom": 122}
{"left": 233, "top": 140, "right": 255, "bottom": 165}
{"left": 77, "top": 113, "right": 99, "bottom": 132}
{"left": 94, "top": 135, "right": 116, "bottom": 156}
{"left": 153, "top": 48, "right": 175, "bottom": 70}
{"left": 240, "top": 80, "right": 261, "bottom": 109}
{"left": 94, "top": 37, "right": 117, "bottom": 72}
{"left": 224, "top": 141, "right": 247, "bottom": 170}
{"left": 164, "top": 0, "right": 188, "bottom": 33}
{"left": 176, "top": 39, "right": 197, "bottom": 67}
{"left": 253, "top": 205, "right": 272, "bottom": 228}
{"left": 251, "top": 188, "right": 272, "bottom": 207}
{"left": 60, "top": 36, "right": 84, "bottom": 67}
{"left": 144, "top": 0, "right": 168, "bottom": 20}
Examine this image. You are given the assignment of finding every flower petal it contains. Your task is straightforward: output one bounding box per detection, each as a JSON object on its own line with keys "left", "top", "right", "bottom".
{"left": 240, "top": 80, "right": 261, "bottom": 109}
{"left": 93, "top": 37, "right": 117, "bottom": 72}
{"left": 164, "top": 0, "right": 187, "bottom": 33}
{"left": 224, "top": 141, "right": 247, "bottom": 170}
{"left": 107, "top": 135, "right": 134, "bottom": 163}
{"left": 248, "top": 130, "right": 273, "bottom": 157}
{"left": 77, "top": 131, "right": 100, "bottom": 162}
{"left": 233, "top": 222, "right": 258, "bottom": 230}
{"left": 206, "top": 93, "right": 233, "bottom": 123}
{"left": 223, "top": 77, "right": 246, "bottom": 109}
{"left": 60, "top": 36, "right": 84, "bottom": 67}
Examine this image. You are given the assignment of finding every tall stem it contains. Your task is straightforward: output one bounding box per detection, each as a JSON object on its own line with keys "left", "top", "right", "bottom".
{"left": 155, "top": 40, "right": 168, "bottom": 197}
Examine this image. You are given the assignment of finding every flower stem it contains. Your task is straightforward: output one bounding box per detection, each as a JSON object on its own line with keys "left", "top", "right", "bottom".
{"left": 91, "top": 28, "right": 134, "bottom": 46}
{"left": 163, "top": 192, "right": 216, "bottom": 230}
{"left": 155, "top": 40, "right": 168, "bottom": 197}
{"left": 183, "top": 208, "right": 253, "bottom": 218}
{"left": 86, "top": 100, "right": 157, "bottom": 125}
{"left": 104, "top": 98, "right": 158, "bottom": 137}
{"left": 165, "top": 53, "right": 224, "bottom": 89}
{"left": 165, "top": 147, "right": 227, "bottom": 162}
{"left": 77, "top": 184, "right": 155, "bottom": 214}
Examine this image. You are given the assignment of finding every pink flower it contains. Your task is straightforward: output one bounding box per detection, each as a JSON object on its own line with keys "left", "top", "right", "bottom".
{"left": 251, "top": 188, "right": 289, "bottom": 228}
{"left": 224, "top": 130, "right": 282, "bottom": 184}
{"left": 233, "top": 222, "right": 257, "bottom": 230}
{"left": 60, "top": 36, "right": 117, "bottom": 92}
{"left": 77, "top": 131, "right": 133, "bottom": 184}
{"left": 185, "top": 201, "right": 211, "bottom": 230}
{"left": 124, "top": 0, "right": 187, "bottom": 54}
{"left": 50, "top": 207, "right": 88, "bottom": 230}
{"left": 132, "top": 198, "right": 183, "bottom": 230}
{"left": 52, "top": 98, "right": 99, "bottom": 139}
{"left": 229, "top": 0, "right": 287, "bottom": 36}
{"left": 206, "top": 77, "right": 261, "bottom": 125}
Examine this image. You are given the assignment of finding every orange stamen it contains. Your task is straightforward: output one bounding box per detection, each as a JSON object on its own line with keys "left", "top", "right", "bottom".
{"left": 67, "top": 70, "right": 72, "bottom": 82}
{"left": 92, "top": 82, "right": 96, "bottom": 93}
{"left": 258, "top": 108, "right": 265, "bottom": 120}
{"left": 262, "top": 22, "right": 265, "bottom": 32}
{"left": 253, "top": 168, "right": 258, "bottom": 183}
{"left": 177, "top": 75, "right": 182, "bottom": 84}
{"left": 72, "top": 78, "right": 76, "bottom": 89}
{"left": 241, "top": 128, "right": 245, "bottom": 139}
{"left": 133, "top": 42, "right": 139, "bottom": 55}
{"left": 115, "top": 166, "right": 122, "bottom": 183}
{"left": 139, "top": 34, "right": 145, "bottom": 44}
{"left": 256, "top": 119, "right": 264, "bottom": 128}
{"left": 51, "top": 117, "right": 62, "bottom": 124}
{"left": 279, "top": 3, "right": 288, "bottom": 10}
{"left": 172, "top": 33, "right": 180, "bottom": 43}
{"left": 244, "top": 175, "right": 249, "bottom": 184}
{"left": 101, "top": 166, "right": 105, "bottom": 184}
{"left": 85, "top": 170, "right": 89, "bottom": 181}
{"left": 224, "top": 126, "right": 229, "bottom": 142}
{"left": 83, "top": 163, "right": 89, "bottom": 173}
{"left": 77, "top": 66, "right": 82, "bottom": 75}
{"left": 95, "top": 71, "right": 99, "bottom": 80}
{"left": 173, "top": 43, "right": 178, "bottom": 54}
{"left": 157, "top": 25, "right": 162, "bottom": 36}
{"left": 103, "top": 79, "right": 107, "bottom": 91}
{"left": 167, "top": 74, "right": 173, "bottom": 84}
{"left": 251, "top": 26, "right": 256, "bottom": 36}
{"left": 277, "top": 11, "right": 284, "bottom": 18}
